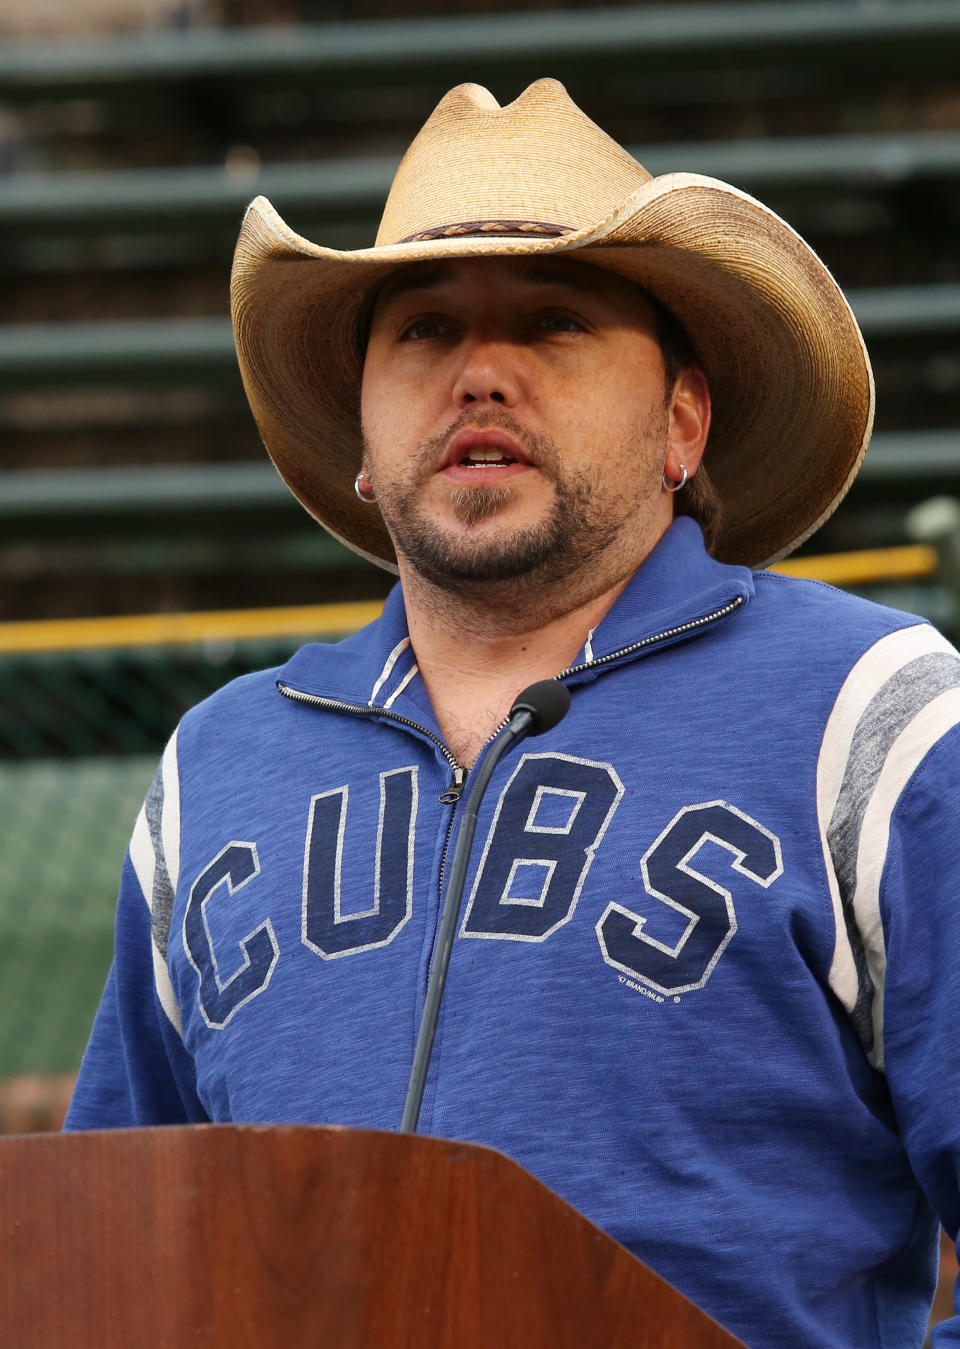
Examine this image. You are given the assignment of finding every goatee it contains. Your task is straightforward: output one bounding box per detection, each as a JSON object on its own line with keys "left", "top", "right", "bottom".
{"left": 449, "top": 483, "right": 513, "bottom": 526}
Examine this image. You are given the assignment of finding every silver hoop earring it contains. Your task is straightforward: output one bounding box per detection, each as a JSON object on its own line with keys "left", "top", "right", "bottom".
{"left": 663, "top": 464, "right": 688, "bottom": 493}
{"left": 354, "top": 472, "right": 376, "bottom": 504}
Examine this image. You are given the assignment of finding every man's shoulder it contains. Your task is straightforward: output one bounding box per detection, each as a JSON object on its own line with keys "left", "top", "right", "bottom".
{"left": 185, "top": 659, "right": 289, "bottom": 719}
{"left": 167, "top": 662, "right": 289, "bottom": 763}
{"left": 750, "top": 568, "right": 941, "bottom": 654}
{"left": 175, "top": 618, "right": 386, "bottom": 743}
{"left": 744, "top": 571, "right": 960, "bottom": 735}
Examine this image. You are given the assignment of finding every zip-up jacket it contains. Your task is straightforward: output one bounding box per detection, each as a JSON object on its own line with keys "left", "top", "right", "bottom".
{"left": 67, "top": 519, "right": 960, "bottom": 1349}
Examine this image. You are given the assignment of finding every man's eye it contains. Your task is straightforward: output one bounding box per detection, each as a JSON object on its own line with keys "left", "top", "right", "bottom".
{"left": 400, "top": 318, "right": 448, "bottom": 341}
{"left": 537, "top": 313, "right": 584, "bottom": 333}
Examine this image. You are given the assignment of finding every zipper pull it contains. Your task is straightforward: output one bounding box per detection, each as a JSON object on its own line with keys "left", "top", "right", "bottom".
{"left": 439, "top": 765, "right": 467, "bottom": 804}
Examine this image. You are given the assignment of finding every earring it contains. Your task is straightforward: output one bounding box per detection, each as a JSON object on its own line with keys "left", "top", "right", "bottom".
{"left": 663, "top": 464, "right": 688, "bottom": 493}
{"left": 354, "top": 471, "right": 376, "bottom": 504}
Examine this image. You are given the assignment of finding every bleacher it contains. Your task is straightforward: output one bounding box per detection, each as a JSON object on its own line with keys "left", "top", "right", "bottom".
{"left": 2, "top": 0, "right": 959, "bottom": 623}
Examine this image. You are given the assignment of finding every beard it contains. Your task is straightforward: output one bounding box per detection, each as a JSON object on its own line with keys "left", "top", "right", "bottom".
{"left": 364, "top": 408, "right": 666, "bottom": 596}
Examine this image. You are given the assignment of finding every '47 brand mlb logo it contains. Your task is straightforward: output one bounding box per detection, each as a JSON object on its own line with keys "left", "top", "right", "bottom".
{"left": 184, "top": 753, "right": 783, "bottom": 1029}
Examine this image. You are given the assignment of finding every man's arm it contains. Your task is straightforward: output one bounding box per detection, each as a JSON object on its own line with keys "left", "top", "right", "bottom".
{"left": 65, "top": 735, "right": 208, "bottom": 1130}
{"left": 880, "top": 726, "right": 960, "bottom": 1344}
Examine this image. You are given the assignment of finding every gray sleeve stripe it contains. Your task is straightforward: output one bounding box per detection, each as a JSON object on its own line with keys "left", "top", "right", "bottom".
{"left": 819, "top": 625, "right": 960, "bottom": 1069}
{"left": 828, "top": 652, "right": 960, "bottom": 905}
{"left": 849, "top": 690, "right": 960, "bottom": 1068}
{"left": 127, "top": 729, "right": 183, "bottom": 1036}
{"left": 144, "top": 767, "right": 176, "bottom": 958}
{"left": 836, "top": 903, "right": 876, "bottom": 1058}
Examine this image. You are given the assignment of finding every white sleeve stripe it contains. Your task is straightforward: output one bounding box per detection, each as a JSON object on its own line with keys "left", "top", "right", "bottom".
{"left": 827, "top": 651, "right": 960, "bottom": 907}
{"left": 850, "top": 687, "right": 960, "bottom": 1068}
{"left": 819, "top": 625, "right": 960, "bottom": 1063}
{"left": 152, "top": 939, "right": 182, "bottom": 1035}
{"left": 128, "top": 804, "right": 156, "bottom": 911}
{"left": 817, "top": 623, "right": 954, "bottom": 826}
{"left": 159, "top": 729, "right": 180, "bottom": 893}
{"left": 369, "top": 636, "right": 411, "bottom": 706}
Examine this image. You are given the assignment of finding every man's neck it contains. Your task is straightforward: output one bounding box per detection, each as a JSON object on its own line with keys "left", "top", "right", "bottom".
{"left": 399, "top": 567, "right": 634, "bottom": 768}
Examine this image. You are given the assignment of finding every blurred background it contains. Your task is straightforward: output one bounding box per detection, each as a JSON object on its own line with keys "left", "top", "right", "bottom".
{"left": 1, "top": 0, "right": 959, "bottom": 1331}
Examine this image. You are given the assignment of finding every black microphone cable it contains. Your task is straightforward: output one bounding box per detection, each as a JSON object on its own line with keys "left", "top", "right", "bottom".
{"left": 399, "top": 679, "right": 571, "bottom": 1133}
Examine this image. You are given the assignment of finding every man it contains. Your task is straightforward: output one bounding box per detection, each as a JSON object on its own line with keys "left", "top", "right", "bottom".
{"left": 67, "top": 81, "right": 960, "bottom": 1348}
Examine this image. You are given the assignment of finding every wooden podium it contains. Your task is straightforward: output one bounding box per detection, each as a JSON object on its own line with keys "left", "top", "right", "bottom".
{"left": 0, "top": 1125, "right": 746, "bottom": 1348}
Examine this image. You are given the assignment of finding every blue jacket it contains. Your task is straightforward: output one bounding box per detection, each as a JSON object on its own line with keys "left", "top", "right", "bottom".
{"left": 67, "top": 520, "right": 960, "bottom": 1348}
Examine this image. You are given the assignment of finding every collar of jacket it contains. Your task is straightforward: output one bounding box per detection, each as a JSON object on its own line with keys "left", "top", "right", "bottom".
{"left": 276, "top": 518, "right": 755, "bottom": 712}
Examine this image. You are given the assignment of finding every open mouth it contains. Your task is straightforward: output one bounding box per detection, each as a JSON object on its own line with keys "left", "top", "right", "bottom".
{"left": 458, "top": 448, "right": 518, "bottom": 468}
{"left": 442, "top": 427, "right": 532, "bottom": 475}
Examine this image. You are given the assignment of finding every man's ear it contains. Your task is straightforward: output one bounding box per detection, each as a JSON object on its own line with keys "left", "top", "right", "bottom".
{"left": 664, "top": 367, "right": 711, "bottom": 484}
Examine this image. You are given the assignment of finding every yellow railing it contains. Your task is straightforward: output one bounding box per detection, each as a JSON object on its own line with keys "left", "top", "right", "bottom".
{"left": 770, "top": 544, "right": 938, "bottom": 586}
{"left": 0, "top": 544, "right": 941, "bottom": 656}
{"left": 0, "top": 601, "right": 386, "bottom": 654}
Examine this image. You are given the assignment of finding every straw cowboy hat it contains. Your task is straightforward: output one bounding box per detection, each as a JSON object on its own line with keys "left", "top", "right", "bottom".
{"left": 231, "top": 78, "right": 874, "bottom": 571}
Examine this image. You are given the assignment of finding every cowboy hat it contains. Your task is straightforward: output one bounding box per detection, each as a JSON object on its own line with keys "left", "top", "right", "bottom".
{"left": 230, "top": 78, "right": 874, "bottom": 570}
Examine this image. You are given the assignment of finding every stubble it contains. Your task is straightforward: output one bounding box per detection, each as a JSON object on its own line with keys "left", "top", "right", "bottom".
{"left": 364, "top": 407, "right": 667, "bottom": 598}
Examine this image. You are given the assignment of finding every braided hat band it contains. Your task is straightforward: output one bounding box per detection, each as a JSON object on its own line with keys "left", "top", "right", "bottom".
{"left": 399, "top": 220, "right": 575, "bottom": 243}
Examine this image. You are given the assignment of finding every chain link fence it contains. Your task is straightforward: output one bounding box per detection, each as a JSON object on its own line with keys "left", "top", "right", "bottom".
{"left": 0, "top": 635, "right": 315, "bottom": 1103}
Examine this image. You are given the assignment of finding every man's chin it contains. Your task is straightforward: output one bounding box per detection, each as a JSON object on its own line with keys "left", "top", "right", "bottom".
{"left": 380, "top": 469, "right": 618, "bottom": 595}
{"left": 448, "top": 481, "right": 515, "bottom": 528}
{"left": 394, "top": 522, "right": 569, "bottom": 592}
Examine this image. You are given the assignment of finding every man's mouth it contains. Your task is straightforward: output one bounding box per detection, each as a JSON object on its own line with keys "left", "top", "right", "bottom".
{"left": 459, "top": 447, "right": 517, "bottom": 468}
{"left": 442, "top": 427, "right": 533, "bottom": 473}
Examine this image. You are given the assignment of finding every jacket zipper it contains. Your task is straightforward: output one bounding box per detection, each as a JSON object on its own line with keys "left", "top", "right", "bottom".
{"left": 435, "top": 722, "right": 504, "bottom": 892}
{"left": 277, "top": 685, "right": 463, "bottom": 779}
{"left": 558, "top": 595, "right": 744, "bottom": 678}
{"left": 277, "top": 594, "right": 744, "bottom": 784}
{"left": 438, "top": 766, "right": 467, "bottom": 805}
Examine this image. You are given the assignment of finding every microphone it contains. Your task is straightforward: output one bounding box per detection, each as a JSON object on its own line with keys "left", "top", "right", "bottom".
{"left": 399, "top": 680, "right": 572, "bottom": 1133}
{"left": 506, "top": 679, "right": 571, "bottom": 737}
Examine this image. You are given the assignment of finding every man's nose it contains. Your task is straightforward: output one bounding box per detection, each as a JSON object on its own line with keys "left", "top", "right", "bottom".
{"left": 452, "top": 338, "right": 522, "bottom": 408}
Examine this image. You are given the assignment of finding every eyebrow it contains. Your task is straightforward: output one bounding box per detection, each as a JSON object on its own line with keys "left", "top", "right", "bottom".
{"left": 375, "top": 261, "right": 607, "bottom": 309}
{"left": 374, "top": 267, "right": 449, "bottom": 307}
{"left": 513, "top": 263, "right": 606, "bottom": 296}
